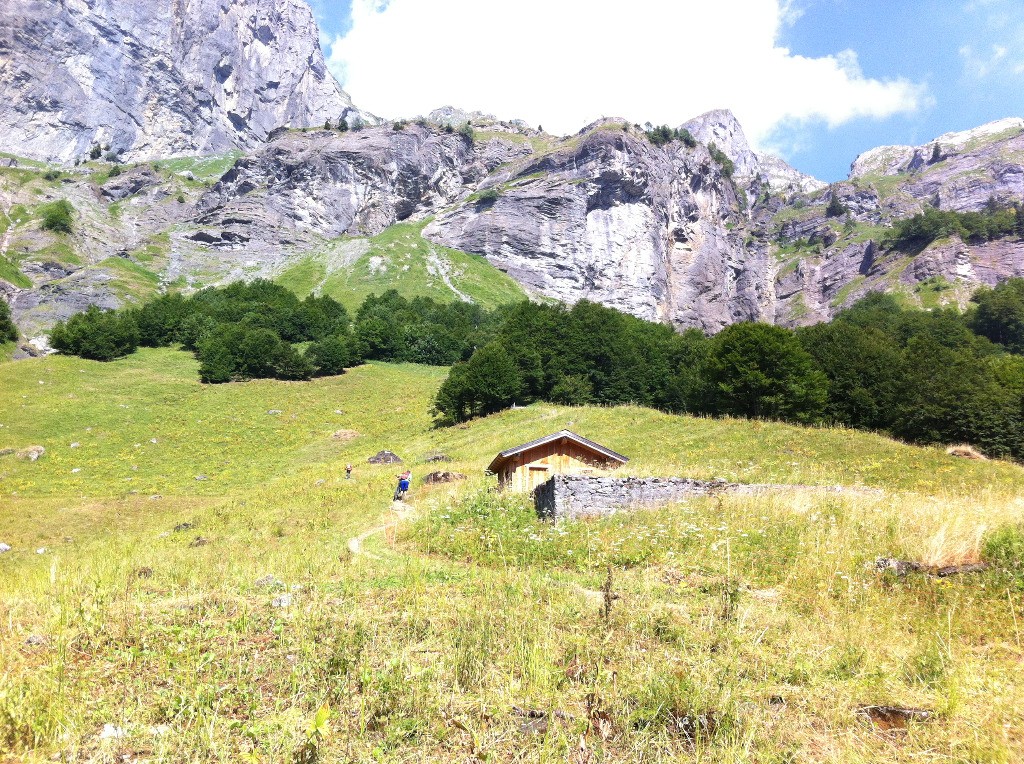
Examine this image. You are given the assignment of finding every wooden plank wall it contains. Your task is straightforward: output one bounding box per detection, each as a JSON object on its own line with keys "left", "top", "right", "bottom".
{"left": 503, "top": 438, "right": 618, "bottom": 492}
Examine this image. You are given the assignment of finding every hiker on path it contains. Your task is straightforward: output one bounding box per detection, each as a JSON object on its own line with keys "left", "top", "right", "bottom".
{"left": 394, "top": 469, "right": 411, "bottom": 501}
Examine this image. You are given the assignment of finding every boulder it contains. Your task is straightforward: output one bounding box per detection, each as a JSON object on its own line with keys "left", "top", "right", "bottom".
{"left": 424, "top": 471, "right": 466, "bottom": 484}
{"left": 16, "top": 445, "right": 45, "bottom": 461}
{"left": 368, "top": 450, "right": 402, "bottom": 464}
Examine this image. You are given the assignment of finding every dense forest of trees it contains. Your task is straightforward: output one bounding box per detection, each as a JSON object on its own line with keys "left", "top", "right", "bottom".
{"left": 43, "top": 273, "right": 1024, "bottom": 460}
{"left": 48, "top": 281, "right": 499, "bottom": 383}
{"left": 433, "top": 282, "right": 1024, "bottom": 461}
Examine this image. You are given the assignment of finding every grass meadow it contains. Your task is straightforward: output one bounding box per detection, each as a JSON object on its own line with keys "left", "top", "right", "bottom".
{"left": 1, "top": 349, "right": 1023, "bottom": 762}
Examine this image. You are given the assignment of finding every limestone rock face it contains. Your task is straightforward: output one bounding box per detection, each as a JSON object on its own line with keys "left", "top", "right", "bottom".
{"left": 0, "top": 0, "right": 366, "bottom": 163}
{"left": 849, "top": 118, "right": 1024, "bottom": 211}
{"left": 682, "top": 109, "right": 825, "bottom": 194}
{"left": 424, "top": 127, "right": 774, "bottom": 333}
{"left": 196, "top": 125, "right": 485, "bottom": 242}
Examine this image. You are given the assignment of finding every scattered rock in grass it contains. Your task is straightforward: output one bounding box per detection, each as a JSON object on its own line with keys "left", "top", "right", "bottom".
{"left": 767, "top": 695, "right": 786, "bottom": 707}
{"left": 874, "top": 558, "right": 923, "bottom": 576}
{"left": 658, "top": 710, "right": 719, "bottom": 742}
{"left": 425, "top": 453, "right": 452, "bottom": 463}
{"left": 935, "top": 562, "right": 988, "bottom": 576}
{"left": 135, "top": 567, "right": 153, "bottom": 579}
{"left": 150, "top": 438, "right": 158, "bottom": 444}
{"left": 267, "top": 409, "right": 282, "bottom": 415}
{"left": 518, "top": 716, "right": 548, "bottom": 735}
{"left": 194, "top": 474, "right": 208, "bottom": 481}
{"left": 255, "top": 574, "right": 285, "bottom": 589}
{"left": 149, "top": 495, "right": 162, "bottom": 500}
{"left": 70, "top": 442, "right": 80, "bottom": 448}
{"left": 334, "top": 409, "right": 344, "bottom": 414}
{"left": 189, "top": 537, "right": 209, "bottom": 547}
{"left": 512, "top": 707, "right": 573, "bottom": 736}
{"left": 25, "top": 634, "right": 46, "bottom": 646}
{"left": 749, "top": 588, "right": 779, "bottom": 601}
{"left": 874, "top": 557, "right": 988, "bottom": 577}
{"left": 271, "top": 593, "right": 293, "bottom": 608}
{"left": 368, "top": 450, "right": 403, "bottom": 464}
{"left": 173, "top": 522, "right": 195, "bottom": 532}
{"left": 71, "top": 468, "right": 80, "bottom": 473}
{"left": 0, "top": 448, "right": 14, "bottom": 457}
{"left": 424, "top": 471, "right": 466, "bottom": 484}
{"left": 315, "top": 479, "right": 325, "bottom": 486}
{"left": 35, "top": 547, "right": 46, "bottom": 554}
{"left": 856, "top": 705, "right": 931, "bottom": 730}
{"left": 99, "top": 723, "right": 127, "bottom": 740}
{"left": 0, "top": 543, "right": 9, "bottom": 554}
{"left": 331, "top": 429, "right": 360, "bottom": 441}
{"left": 17, "top": 446, "right": 45, "bottom": 461}
{"left": 946, "top": 444, "right": 987, "bottom": 460}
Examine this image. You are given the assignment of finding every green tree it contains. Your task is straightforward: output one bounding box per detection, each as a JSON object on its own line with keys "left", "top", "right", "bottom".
{"left": 40, "top": 200, "right": 75, "bottom": 234}
{"left": 273, "top": 343, "right": 314, "bottom": 381}
{"left": 825, "top": 192, "right": 848, "bottom": 218}
{"left": 306, "top": 335, "right": 352, "bottom": 376}
{"left": 704, "top": 322, "right": 827, "bottom": 422}
{"left": 432, "top": 341, "right": 523, "bottom": 422}
{"left": 969, "top": 278, "right": 1024, "bottom": 353}
{"left": 49, "top": 305, "right": 139, "bottom": 361}
{"left": 549, "top": 374, "right": 594, "bottom": 405}
{"left": 797, "top": 320, "right": 905, "bottom": 429}
{"left": 0, "top": 300, "right": 17, "bottom": 343}
{"left": 196, "top": 332, "right": 235, "bottom": 383}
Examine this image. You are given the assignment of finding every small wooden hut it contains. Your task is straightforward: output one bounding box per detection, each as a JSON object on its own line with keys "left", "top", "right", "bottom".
{"left": 487, "top": 430, "right": 628, "bottom": 492}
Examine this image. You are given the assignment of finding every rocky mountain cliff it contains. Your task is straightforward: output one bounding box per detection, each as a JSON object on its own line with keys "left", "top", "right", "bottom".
{"left": 0, "top": 0, "right": 366, "bottom": 163}
{"left": 3, "top": 112, "right": 1024, "bottom": 348}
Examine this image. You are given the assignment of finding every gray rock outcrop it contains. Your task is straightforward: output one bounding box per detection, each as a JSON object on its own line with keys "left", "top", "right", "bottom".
{"left": 0, "top": 0, "right": 368, "bottom": 163}
{"left": 425, "top": 123, "right": 775, "bottom": 332}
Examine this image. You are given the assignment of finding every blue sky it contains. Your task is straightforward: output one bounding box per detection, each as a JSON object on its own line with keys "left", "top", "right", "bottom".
{"left": 308, "top": 0, "right": 1024, "bottom": 182}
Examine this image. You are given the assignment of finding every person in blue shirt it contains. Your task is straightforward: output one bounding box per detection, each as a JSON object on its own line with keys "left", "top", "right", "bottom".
{"left": 394, "top": 470, "right": 411, "bottom": 501}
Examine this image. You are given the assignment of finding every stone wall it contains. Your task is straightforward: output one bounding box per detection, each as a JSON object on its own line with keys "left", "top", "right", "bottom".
{"left": 533, "top": 475, "right": 732, "bottom": 519}
{"left": 533, "top": 475, "right": 881, "bottom": 519}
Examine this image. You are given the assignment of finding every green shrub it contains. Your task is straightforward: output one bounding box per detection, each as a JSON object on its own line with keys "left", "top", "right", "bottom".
{"left": 644, "top": 125, "right": 697, "bottom": 148}
{"left": 107, "top": 164, "right": 122, "bottom": 178}
{"left": 825, "top": 193, "right": 847, "bottom": 218}
{"left": 39, "top": 200, "right": 75, "bottom": 234}
{"left": 477, "top": 188, "right": 499, "bottom": 204}
{"left": 983, "top": 523, "right": 1024, "bottom": 577}
{"left": 886, "top": 205, "right": 1018, "bottom": 253}
{"left": 708, "top": 142, "right": 735, "bottom": 178}
{"left": 306, "top": 335, "right": 352, "bottom": 376}
{"left": 0, "top": 300, "right": 17, "bottom": 343}
{"left": 49, "top": 305, "right": 139, "bottom": 361}
{"left": 89, "top": 145, "right": 101, "bottom": 160}
{"left": 458, "top": 123, "right": 474, "bottom": 142}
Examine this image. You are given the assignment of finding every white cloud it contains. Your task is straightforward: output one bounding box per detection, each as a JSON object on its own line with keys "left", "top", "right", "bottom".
{"left": 960, "top": 43, "right": 1010, "bottom": 78}
{"left": 327, "top": 0, "right": 926, "bottom": 148}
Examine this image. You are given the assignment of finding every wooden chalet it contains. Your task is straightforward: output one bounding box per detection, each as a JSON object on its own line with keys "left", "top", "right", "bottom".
{"left": 486, "top": 430, "right": 629, "bottom": 492}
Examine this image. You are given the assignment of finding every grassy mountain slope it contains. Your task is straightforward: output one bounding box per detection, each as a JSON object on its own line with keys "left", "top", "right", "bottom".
{"left": 276, "top": 221, "right": 528, "bottom": 312}
{"left": 1, "top": 350, "right": 1023, "bottom": 762}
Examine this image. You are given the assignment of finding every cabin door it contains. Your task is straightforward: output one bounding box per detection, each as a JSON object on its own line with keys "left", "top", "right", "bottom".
{"left": 527, "top": 465, "right": 550, "bottom": 491}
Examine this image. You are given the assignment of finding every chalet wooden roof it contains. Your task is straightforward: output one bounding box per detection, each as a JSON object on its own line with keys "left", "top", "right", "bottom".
{"left": 486, "top": 430, "right": 629, "bottom": 473}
